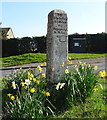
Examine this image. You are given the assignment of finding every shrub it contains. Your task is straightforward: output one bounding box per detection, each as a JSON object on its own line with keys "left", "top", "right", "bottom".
{"left": 2, "top": 66, "right": 54, "bottom": 119}
{"left": 2, "top": 60, "right": 105, "bottom": 118}
{"left": 48, "top": 61, "right": 101, "bottom": 113}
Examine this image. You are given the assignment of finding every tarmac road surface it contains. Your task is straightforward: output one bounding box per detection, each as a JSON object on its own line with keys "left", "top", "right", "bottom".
{"left": 0, "top": 57, "right": 106, "bottom": 77}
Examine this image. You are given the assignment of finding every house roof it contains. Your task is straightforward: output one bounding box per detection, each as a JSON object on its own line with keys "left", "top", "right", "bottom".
{"left": 2, "top": 28, "right": 11, "bottom": 36}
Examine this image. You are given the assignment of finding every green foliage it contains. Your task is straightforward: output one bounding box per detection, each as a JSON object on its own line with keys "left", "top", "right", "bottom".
{"left": 56, "top": 78, "right": 106, "bottom": 118}
{"left": 1, "top": 53, "right": 106, "bottom": 67}
{"left": 2, "top": 67, "right": 54, "bottom": 119}
{"left": 48, "top": 62, "right": 101, "bottom": 115}
{"left": 1, "top": 53, "right": 46, "bottom": 67}
{"left": 2, "top": 60, "right": 106, "bottom": 119}
{"left": 65, "top": 63, "right": 99, "bottom": 104}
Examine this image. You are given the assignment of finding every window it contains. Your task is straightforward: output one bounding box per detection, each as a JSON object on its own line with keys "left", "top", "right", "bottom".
{"left": 74, "top": 43, "right": 79, "bottom": 46}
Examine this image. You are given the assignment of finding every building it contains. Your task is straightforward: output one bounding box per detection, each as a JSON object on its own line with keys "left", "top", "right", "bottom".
{"left": 0, "top": 27, "right": 14, "bottom": 40}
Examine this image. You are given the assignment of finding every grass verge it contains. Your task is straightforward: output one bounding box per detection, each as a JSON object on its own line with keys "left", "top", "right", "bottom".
{"left": 0, "top": 53, "right": 107, "bottom": 67}
{"left": 55, "top": 78, "right": 107, "bottom": 118}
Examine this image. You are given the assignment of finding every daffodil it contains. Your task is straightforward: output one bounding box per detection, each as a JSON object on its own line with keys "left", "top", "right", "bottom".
{"left": 93, "top": 88, "right": 98, "bottom": 92}
{"left": 87, "top": 64, "right": 91, "bottom": 68}
{"left": 61, "top": 62, "right": 65, "bottom": 67}
{"left": 82, "top": 67, "right": 84, "bottom": 70}
{"left": 55, "top": 82, "right": 65, "bottom": 90}
{"left": 10, "top": 96, "right": 15, "bottom": 100}
{"left": 83, "top": 63, "right": 86, "bottom": 66}
{"left": 46, "top": 92, "right": 50, "bottom": 96}
{"left": 60, "top": 83, "right": 65, "bottom": 89}
{"left": 74, "top": 65, "right": 77, "bottom": 68}
{"left": 39, "top": 69, "right": 43, "bottom": 72}
{"left": 37, "top": 65, "right": 42, "bottom": 70}
{"left": 40, "top": 64, "right": 43, "bottom": 66}
{"left": 69, "top": 61, "right": 72, "bottom": 64}
{"left": 64, "top": 69, "right": 69, "bottom": 74}
{"left": 68, "top": 57, "right": 71, "bottom": 60}
{"left": 33, "top": 78, "right": 36, "bottom": 82}
{"left": 25, "top": 79, "right": 31, "bottom": 85}
{"left": 66, "top": 60, "right": 70, "bottom": 64}
{"left": 43, "top": 62, "right": 47, "bottom": 66}
{"left": 36, "top": 80, "right": 40, "bottom": 84}
{"left": 42, "top": 73, "right": 46, "bottom": 77}
{"left": 78, "top": 61, "right": 82, "bottom": 65}
{"left": 27, "top": 72, "right": 31, "bottom": 76}
{"left": 99, "top": 70, "right": 107, "bottom": 77}
{"left": 52, "top": 67, "right": 55, "bottom": 71}
{"left": 24, "top": 86, "right": 28, "bottom": 89}
{"left": 30, "top": 88, "right": 36, "bottom": 93}
{"left": 21, "top": 82, "right": 25, "bottom": 87}
{"left": 12, "top": 81, "right": 16, "bottom": 89}
{"left": 7, "top": 93, "right": 12, "bottom": 97}
{"left": 56, "top": 83, "right": 61, "bottom": 90}
{"left": 30, "top": 74, "right": 34, "bottom": 78}
{"left": 94, "top": 66, "right": 98, "bottom": 70}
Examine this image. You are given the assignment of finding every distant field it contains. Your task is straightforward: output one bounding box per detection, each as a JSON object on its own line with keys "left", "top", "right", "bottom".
{"left": 0, "top": 53, "right": 107, "bottom": 67}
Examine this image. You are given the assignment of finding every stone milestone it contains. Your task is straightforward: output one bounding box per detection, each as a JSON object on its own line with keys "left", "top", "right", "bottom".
{"left": 46, "top": 9, "right": 68, "bottom": 83}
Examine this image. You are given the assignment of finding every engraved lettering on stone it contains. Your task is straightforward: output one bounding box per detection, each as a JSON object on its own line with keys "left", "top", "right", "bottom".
{"left": 46, "top": 9, "right": 68, "bottom": 82}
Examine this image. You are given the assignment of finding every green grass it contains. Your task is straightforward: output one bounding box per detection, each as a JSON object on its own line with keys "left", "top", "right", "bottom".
{"left": 0, "top": 53, "right": 107, "bottom": 67}
{"left": 55, "top": 78, "right": 107, "bottom": 118}
{"left": 1, "top": 76, "right": 106, "bottom": 118}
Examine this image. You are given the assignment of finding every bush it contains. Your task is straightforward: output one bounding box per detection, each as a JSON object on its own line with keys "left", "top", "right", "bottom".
{"left": 2, "top": 66, "right": 54, "bottom": 119}
{"left": 2, "top": 60, "right": 106, "bottom": 118}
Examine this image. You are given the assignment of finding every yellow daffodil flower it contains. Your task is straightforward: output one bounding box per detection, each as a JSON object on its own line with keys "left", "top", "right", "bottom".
{"left": 20, "top": 67, "right": 22, "bottom": 70}
{"left": 61, "top": 62, "right": 65, "bottom": 67}
{"left": 33, "top": 78, "right": 36, "bottom": 82}
{"left": 37, "top": 66, "right": 42, "bottom": 70}
{"left": 83, "top": 63, "right": 86, "bottom": 66}
{"left": 21, "top": 82, "right": 25, "bottom": 87}
{"left": 27, "top": 72, "right": 31, "bottom": 76}
{"left": 30, "top": 88, "right": 36, "bottom": 93}
{"left": 7, "top": 93, "right": 12, "bottom": 97}
{"left": 36, "top": 80, "right": 40, "bottom": 85}
{"left": 68, "top": 57, "right": 71, "bottom": 60}
{"left": 10, "top": 96, "right": 15, "bottom": 100}
{"left": 40, "top": 64, "right": 43, "bottom": 66}
{"left": 78, "top": 61, "right": 82, "bottom": 65}
{"left": 24, "top": 86, "right": 28, "bottom": 89}
{"left": 30, "top": 74, "right": 34, "bottom": 78}
{"left": 43, "top": 62, "right": 47, "bottom": 66}
{"left": 74, "top": 65, "right": 77, "bottom": 68}
{"left": 12, "top": 81, "right": 16, "bottom": 89}
{"left": 39, "top": 69, "right": 43, "bottom": 73}
{"left": 99, "top": 70, "right": 107, "bottom": 77}
{"left": 69, "top": 61, "right": 72, "bottom": 64}
{"left": 42, "top": 73, "right": 46, "bottom": 77}
{"left": 52, "top": 67, "right": 55, "bottom": 71}
{"left": 66, "top": 60, "right": 70, "bottom": 64}
{"left": 93, "top": 88, "right": 98, "bottom": 92}
{"left": 93, "top": 66, "right": 98, "bottom": 70}
{"left": 82, "top": 67, "right": 84, "bottom": 70}
{"left": 87, "top": 64, "right": 91, "bottom": 68}
{"left": 64, "top": 69, "right": 69, "bottom": 74}
{"left": 46, "top": 92, "right": 50, "bottom": 96}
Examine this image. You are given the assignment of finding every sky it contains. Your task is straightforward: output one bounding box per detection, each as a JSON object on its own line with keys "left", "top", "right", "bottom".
{"left": 1, "top": 0, "right": 106, "bottom": 38}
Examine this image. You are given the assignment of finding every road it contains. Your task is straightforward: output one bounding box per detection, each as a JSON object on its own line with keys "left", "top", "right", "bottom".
{"left": 0, "top": 57, "right": 106, "bottom": 77}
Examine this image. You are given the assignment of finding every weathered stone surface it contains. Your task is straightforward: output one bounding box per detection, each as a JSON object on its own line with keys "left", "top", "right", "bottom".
{"left": 46, "top": 9, "right": 68, "bottom": 83}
